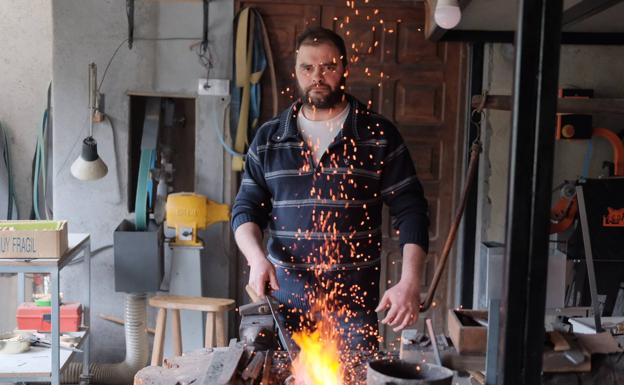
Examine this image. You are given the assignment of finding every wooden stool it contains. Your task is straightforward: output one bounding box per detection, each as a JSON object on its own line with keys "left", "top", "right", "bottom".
{"left": 148, "top": 295, "right": 236, "bottom": 366}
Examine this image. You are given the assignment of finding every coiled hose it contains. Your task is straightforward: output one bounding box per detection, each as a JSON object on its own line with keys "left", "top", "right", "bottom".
{"left": 62, "top": 293, "right": 149, "bottom": 384}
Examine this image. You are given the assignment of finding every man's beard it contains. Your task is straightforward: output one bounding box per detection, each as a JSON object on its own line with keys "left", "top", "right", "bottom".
{"left": 298, "top": 81, "right": 345, "bottom": 109}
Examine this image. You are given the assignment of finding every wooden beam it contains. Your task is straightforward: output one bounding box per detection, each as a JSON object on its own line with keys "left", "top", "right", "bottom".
{"left": 471, "top": 95, "right": 624, "bottom": 115}
{"left": 562, "top": 0, "right": 624, "bottom": 27}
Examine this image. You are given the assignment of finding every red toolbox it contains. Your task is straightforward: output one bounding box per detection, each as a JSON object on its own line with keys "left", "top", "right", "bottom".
{"left": 16, "top": 302, "right": 82, "bottom": 333}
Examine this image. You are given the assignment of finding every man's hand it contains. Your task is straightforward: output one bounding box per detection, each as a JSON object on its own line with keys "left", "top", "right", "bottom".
{"left": 375, "top": 279, "right": 421, "bottom": 332}
{"left": 249, "top": 256, "right": 280, "bottom": 298}
{"left": 234, "top": 222, "right": 280, "bottom": 297}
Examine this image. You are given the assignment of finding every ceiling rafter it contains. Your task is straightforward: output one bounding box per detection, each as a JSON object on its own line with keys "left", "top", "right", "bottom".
{"left": 562, "top": 0, "right": 624, "bottom": 27}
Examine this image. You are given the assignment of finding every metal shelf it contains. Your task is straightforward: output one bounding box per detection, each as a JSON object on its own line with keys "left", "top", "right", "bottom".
{"left": 0, "top": 233, "right": 91, "bottom": 385}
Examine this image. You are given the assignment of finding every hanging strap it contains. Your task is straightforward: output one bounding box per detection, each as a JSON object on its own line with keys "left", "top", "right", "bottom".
{"left": 134, "top": 98, "right": 160, "bottom": 231}
{"left": 254, "top": 9, "right": 278, "bottom": 117}
{"left": 232, "top": 8, "right": 254, "bottom": 171}
{"left": 231, "top": 7, "right": 278, "bottom": 171}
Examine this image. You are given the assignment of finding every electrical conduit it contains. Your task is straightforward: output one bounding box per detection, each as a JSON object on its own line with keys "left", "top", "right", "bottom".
{"left": 61, "top": 293, "right": 149, "bottom": 384}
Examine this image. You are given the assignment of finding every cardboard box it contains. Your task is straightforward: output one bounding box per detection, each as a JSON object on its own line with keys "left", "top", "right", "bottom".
{"left": 448, "top": 309, "right": 488, "bottom": 354}
{"left": 0, "top": 220, "right": 68, "bottom": 259}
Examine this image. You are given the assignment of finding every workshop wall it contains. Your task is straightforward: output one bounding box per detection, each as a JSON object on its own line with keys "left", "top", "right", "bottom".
{"left": 475, "top": 43, "right": 624, "bottom": 284}
{"left": 0, "top": 1, "right": 52, "bottom": 332}
{"left": 52, "top": 0, "right": 234, "bottom": 362}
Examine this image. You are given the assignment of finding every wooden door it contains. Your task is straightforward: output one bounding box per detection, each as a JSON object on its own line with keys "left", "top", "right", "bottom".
{"left": 236, "top": 0, "right": 465, "bottom": 348}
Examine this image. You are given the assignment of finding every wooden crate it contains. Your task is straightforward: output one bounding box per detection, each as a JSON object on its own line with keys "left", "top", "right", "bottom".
{"left": 447, "top": 309, "right": 488, "bottom": 354}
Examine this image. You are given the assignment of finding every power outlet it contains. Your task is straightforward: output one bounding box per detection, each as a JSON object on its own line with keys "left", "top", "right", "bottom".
{"left": 198, "top": 79, "right": 229, "bottom": 96}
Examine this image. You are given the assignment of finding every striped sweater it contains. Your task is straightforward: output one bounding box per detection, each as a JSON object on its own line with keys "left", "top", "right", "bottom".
{"left": 231, "top": 95, "right": 429, "bottom": 270}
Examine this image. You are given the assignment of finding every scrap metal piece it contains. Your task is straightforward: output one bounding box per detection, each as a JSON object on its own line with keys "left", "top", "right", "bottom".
{"left": 239, "top": 314, "right": 276, "bottom": 350}
{"left": 425, "top": 318, "right": 442, "bottom": 366}
{"left": 266, "top": 295, "right": 298, "bottom": 363}
{"left": 241, "top": 351, "right": 265, "bottom": 381}
{"left": 563, "top": 349, "right": 585, "bottom": 365}
{"left": 260, "top": 350, "right": 272, "bottom": 385}
{"left": 239, "top": 301, "right": 271, "bottom": 316}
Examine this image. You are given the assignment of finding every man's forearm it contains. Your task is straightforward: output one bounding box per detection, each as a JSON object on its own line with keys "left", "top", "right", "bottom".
{"left": 399, "top": 243, "right": 426, "bottom": 286}
{"left": 234, "top": 222, "right": 268, "bottom": 265}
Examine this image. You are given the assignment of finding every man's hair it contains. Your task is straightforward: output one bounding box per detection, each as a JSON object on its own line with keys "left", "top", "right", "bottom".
{"left": 296, "top": 27, "right": 348, "bottom": 68}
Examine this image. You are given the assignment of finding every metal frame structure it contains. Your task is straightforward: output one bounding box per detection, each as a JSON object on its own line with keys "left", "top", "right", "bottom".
{"left": 429, "top": 0, "right": 624, "bottom": 45}
{"left": 447, "top": 0, "right": 624, "bottom": 382}
{"left": 0, "top": 234, "right": 91, "bottom": 385}
{"left": 458, "top": 42, "right": 483, "bottom": 308}
{"left": 496, "top": 0, "right": 563, "bottom": 384}
{"left": 562, "top": 0, "right": 624, "bottom": 26}
{"left": 440, "top": 31, "right": 624, "bottom": 45}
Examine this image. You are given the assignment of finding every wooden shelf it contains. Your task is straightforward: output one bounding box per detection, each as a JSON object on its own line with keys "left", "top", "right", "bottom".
{"left": 471, "top": 95, "right": 624, "bottom": 115}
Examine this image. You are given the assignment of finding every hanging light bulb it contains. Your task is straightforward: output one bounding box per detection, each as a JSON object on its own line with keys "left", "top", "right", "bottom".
{"left": 434, "top": 0, "right": 462, "bottom": 30}
{"left": 71, "top": 63, "right": 108, "bottom": 181}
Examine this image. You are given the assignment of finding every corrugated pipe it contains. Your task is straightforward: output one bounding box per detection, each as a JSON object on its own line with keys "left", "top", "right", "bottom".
{"left": 62, "top": 293, "right": 149, "bottom": 384}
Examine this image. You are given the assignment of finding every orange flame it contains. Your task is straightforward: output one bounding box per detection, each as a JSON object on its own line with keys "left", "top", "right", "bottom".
{"left": 292, "top": 326, "right": 344, "bottom": 385}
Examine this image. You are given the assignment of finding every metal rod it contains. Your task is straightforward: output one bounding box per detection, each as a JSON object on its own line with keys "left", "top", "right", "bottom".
{"left": 425, "top": 318, "right": 442, "bottom": 366}
{"left": 421, "top": 141, "right": 481, "bottom": 311}
{"left": 202, "top": 0, "right": 209, "bottom": 52}
{"left": 88, "top": 63, "right": 97, "bottom": 138}
{"left": 82, "top": 239, "right": 92, "bottom": 382}
{"left": 126, "top": 0, "right": 134, "bottom": 49}
{"left": 575, "top": 185, "right": 603, "bottom": 332}
{"left": 51, "top": 268, "right": 60, "bottom": 385}
{"left": 17, "top": 272, "right": 24, "bottom": 304}
{"left": 485, "top": 299, "right": 500, "bottom": 385}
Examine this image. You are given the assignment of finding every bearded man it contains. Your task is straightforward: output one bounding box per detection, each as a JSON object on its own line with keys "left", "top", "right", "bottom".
{"left": 231, "top": 27, "right": 429, "bottom": 351}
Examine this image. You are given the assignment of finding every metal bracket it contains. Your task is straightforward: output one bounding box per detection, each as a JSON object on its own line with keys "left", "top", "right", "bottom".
{"left": 127, "top": 0, "right": 134, "bottom": 49}
{"left": 202, "top": 0, "right": 209, "bottom": 52}
{"left": 576, "top": 184, "right": 604, "bottom": 332}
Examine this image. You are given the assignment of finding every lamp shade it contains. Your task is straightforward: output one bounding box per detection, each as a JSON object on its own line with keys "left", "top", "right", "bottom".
{"left": 434, "top": 0, "right": 462, "bottom": 29}
{"left": 70, "top": 137, "right": 108, "bottom": 181}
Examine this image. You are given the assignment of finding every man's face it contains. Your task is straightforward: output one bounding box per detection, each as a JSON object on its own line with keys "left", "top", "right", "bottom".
{"left": 295, "top": 42, "right": 346, "bottom": 109}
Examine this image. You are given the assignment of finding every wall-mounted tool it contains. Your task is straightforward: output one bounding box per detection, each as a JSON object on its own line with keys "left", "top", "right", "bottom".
{"left": 165, "top": 192, "right": 229, "bottom": 247}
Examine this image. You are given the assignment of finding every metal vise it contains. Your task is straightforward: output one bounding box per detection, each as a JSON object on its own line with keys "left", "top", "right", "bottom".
{"left": 238, "top": 300, "right": 278, "bottom": 351}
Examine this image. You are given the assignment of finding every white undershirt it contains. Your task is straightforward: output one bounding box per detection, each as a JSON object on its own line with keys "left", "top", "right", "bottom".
{"left": 297, "top": 105, "right": 350, "bottom": 165}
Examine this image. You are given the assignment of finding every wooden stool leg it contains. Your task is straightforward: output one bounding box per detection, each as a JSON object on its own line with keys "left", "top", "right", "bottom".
{"left": 151, "top": 308, "right": 167, "bottom": 366}
{"left": 205, "top": 312, "right": 215, "bottom": 348}
{"left": 215, "top": 311, "right": 227, "bottom": 347}
{"left": 171, "top": 309, "right": 182, "bottom": 356}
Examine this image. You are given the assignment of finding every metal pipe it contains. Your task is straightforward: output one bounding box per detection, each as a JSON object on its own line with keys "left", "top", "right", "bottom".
{"left": 88, "top": 63, "right": 97, "bottom": 138}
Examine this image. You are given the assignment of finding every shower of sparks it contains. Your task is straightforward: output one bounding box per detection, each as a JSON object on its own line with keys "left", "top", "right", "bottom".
{"left": 260, "top": 1, "right": 427, "bottom": 384}
{"left": 277, "top": 0, "right": 426, "bottom": 106}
